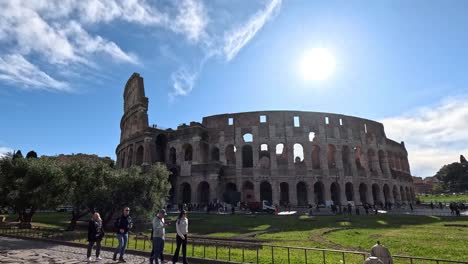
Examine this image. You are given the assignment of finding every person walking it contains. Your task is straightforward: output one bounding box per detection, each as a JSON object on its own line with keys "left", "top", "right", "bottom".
{"left": 113, "top": 207, "right": 133, "bottom": 262}
{"left": 86, "top": 212, "right": 104, "bottom": 262}
{"left": 149, "top": 221, "right": 165, "bottom": 264}
{"left": 172, "top": 210, "right": 189, "bottom": 264}
{"left": 152, "top": 209, "right": 167, "bottom": 264}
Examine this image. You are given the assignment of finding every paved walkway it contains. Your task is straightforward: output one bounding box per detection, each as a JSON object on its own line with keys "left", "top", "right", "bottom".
{"left": 0, "top": 236, "right": 174, "bottom": 264}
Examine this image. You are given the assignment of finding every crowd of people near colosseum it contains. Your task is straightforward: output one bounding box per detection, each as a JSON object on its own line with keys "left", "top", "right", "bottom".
{"left": 428, "top": 201, "right": 466, "bottom": 216}
{"left": 449, "top": 202, "right": 465, "bottom": 216}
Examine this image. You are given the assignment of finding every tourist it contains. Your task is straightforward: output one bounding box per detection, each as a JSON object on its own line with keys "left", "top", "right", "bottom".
{"left": 149, "top": 218, "right": 164, "bottom": 264}
{"left": 113, "top": 207, "right": 133, "bottom": 262}
{"left": 347, "top": 203, "right": 352, "bottom": 215}
{"left": 172, "top": 210, "right": 189, "bottom": 264}
{"left": 370, "top": 241, "right": 393, "bottom": 264}
{"left": 152, "top": 209, "right": 167, "bottom": 264}
{"left": 86, "top": 212, "right": 104, "bottom": 262}
{"left": 430, "top": 202, "right": 434, "bottom": 210}
{"left": 409, "top": 203, "right": 413, "bottom": 211}
{"left": 363, "top": 256, "right": 384, "bottom": 264}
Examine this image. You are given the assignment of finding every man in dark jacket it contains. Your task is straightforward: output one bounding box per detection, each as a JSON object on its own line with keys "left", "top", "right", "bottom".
{"left": 113, "top": 207, "right": 133, "bottom": 262}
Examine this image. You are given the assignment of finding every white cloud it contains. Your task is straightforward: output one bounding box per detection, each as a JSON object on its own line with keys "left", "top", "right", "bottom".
{"left": 0, "top": 146, "right": 13, "bottom": 158}
{"left": 62, "top": 21, "right": 139, "bottom": 64}
{"left": 171, "top": 0, "right": 208, "bottom": 43}
{"left": 381, "top": 96, "right": 468, "bottom": 177}
{"left": 168, "top": 0, "right": 282, "bottom": 98}
{"left": 170, "top": 67, "right": 198, "bottom": 98}
{"left": 0, "top": 54, "right": 70, "bottom": 91}
{"left": 0, "top": 0, "right": 281, "bottom": 96}
{"left": 0, "top": 0, "right": 208, "bottom": 91}
{"left": 223, "top": 0, "right": 282, "bottom": 61}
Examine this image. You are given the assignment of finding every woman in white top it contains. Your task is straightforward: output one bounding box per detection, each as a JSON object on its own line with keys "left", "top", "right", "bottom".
{"left": 172, "top": 210, "right": 189, "bottom": 264}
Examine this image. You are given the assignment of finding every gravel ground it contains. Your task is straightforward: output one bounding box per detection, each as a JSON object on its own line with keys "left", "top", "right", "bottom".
{"left": 0, "top": 236, "right": 165, "bottom": 264}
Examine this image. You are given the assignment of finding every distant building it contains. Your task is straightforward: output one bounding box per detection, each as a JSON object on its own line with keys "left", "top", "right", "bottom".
{"left": 412, "top": 176, "right": 439, "bottom": 194}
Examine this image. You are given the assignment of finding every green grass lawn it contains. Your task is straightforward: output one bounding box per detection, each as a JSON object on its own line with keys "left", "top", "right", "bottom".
{"left": 416, "top": 193, "right": 468, "bottom": 203}
{"left": 2, "top": 212, "right": 467, "bottom": 262}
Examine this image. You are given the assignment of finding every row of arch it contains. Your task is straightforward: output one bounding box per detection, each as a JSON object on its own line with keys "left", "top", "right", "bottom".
{"left": 177, "top": 180, "right": 415, "bottom": 206}
{"left": 170, "top": 143, "right": 410, "bottom": 173}
{"left": 118, "top": 134, "right": 168, "bottom": 168}
{"left": 118, "top": 135, "right": 409, "bottom": 177}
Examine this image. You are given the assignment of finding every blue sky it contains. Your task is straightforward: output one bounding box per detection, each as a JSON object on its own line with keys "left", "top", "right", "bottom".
{"left": 1, "top": 0, "right": 468, "bottom": 177}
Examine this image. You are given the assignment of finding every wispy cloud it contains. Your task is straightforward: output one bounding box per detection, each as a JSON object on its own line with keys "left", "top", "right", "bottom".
{"left": 0, "top": 0, "right": 281, "bottom": 96}
{"left": 170, "top": 67, "right": 198, "bottom": 99}
{"left": 381, "top": 96, "right": 468, "bottom": 177}
{"left": 0, "top": 0, "right": 208, "bottom": 92}
{"left": 223, "top": 0, "right": 282, "bottom": 61}
{"left": 171, "top": 0, "right": 208, "bottom": 43}
{"left": 167, "top": 0, "right": 283, "bottom": 98}
{"left": 0, "top": 54, "right": 70, "bottom": 91}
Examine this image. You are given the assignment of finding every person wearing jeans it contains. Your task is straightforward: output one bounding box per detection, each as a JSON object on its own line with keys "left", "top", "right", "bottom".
{"left": 113, "top": 207, "right": 133, "bottom": 262}
{"left": 172, "top": 210, "right": 189, "bottom": 264}
{"left": 152, "top": 209, "right": 166, "bottom": 264}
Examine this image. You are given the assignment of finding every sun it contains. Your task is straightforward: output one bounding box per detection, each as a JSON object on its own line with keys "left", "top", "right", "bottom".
{"left": 300, "top": 48, "right": 336, "bottom": 81}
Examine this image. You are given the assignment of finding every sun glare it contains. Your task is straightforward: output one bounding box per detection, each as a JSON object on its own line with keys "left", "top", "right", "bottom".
{"left": 300, "top": 48, "right": 336, "bottom": 81}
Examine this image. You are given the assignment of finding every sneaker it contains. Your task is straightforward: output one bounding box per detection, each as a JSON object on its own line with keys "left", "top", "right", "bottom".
{"left": 87, "top": 257, "right": 93, "bottom": 262}
{"left": 113, "top": 254, "right": 117, "bottom": 261}
{"left": 118, "top": 258, "right": 127, "bottom": 263}
{"left": 96, "top": 257, "right": 102, "bottom": 261}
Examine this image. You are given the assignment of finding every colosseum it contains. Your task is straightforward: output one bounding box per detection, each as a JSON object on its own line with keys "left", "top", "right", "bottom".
{"left": 116, "top": 73, "right": 415, "bottom": 208}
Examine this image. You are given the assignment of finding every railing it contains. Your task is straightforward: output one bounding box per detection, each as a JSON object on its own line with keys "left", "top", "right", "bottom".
{"left": 0, "top": 227, "right": 466, "bottom": 264}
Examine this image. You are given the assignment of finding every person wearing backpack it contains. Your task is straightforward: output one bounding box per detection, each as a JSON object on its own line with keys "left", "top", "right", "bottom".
{"left": 113, "top": 207, "right": 133, "bottom": 262}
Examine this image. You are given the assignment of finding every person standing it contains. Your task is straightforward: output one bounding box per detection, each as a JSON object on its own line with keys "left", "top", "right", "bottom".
{"left": 370, "top": 241, "right": 393, "bottom": 264}
{"left": 152, "top": 209, "right": 167, "bottom": 264}
{"left": 113, "top": 207, "right": 133, "bottom": 262}
{"left": 150, "top": 215, "right": 164, "bottom": 264}
{"left": 87, "top": 212, "right": 104, "bottom": 262}
{"left": 172, "top": 210, "right": 189, "bottom": 264}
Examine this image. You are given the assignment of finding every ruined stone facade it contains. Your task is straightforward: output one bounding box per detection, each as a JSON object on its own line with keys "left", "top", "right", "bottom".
{"left": 116, "top": 73, "right": 415, "bottom": 207}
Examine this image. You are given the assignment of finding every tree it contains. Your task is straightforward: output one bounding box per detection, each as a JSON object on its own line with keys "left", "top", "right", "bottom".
{"left": 26, "top": 151, "right": 38, "bottom": 159}
{"left": 0, "top": 157, "right": 68, "bottom": 228}
{"left": 60, "top": 155, "right": 114, "bottom": 231}
{"left": 435, "top": 161, "right": 468, "bottom": 192}
{"left": 96, "top": 164, "right": 171, "bottom": 227}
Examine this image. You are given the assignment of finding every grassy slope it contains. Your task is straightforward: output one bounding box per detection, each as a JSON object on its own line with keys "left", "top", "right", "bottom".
{"left": 416, "top": 194, "right": 468, "bottom": 203}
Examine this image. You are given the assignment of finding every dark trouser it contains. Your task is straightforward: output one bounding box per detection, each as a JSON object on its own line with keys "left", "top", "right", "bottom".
{"left": 152, "top": 237, "right": 165, "bottom": 264}
{"left": 172, "top": 234, "right": 188, "bottom": 264}
{"left": 150, "top": 247, "right": 164, "bottom": 263}
{"left": 87, "top": 240, "right": 101, "bottom": 258}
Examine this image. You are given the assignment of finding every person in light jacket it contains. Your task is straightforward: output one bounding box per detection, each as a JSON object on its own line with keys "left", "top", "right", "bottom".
{"left": 172, "top": 210, "right": 189, "bottom": 264}
{"left": 152, "top": 209, "right": 167, "bottom": 264}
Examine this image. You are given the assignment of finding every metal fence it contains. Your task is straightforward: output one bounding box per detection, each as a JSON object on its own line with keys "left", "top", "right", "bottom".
{"left": 0, "top": 227, "right": 466, "bottom": 264}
